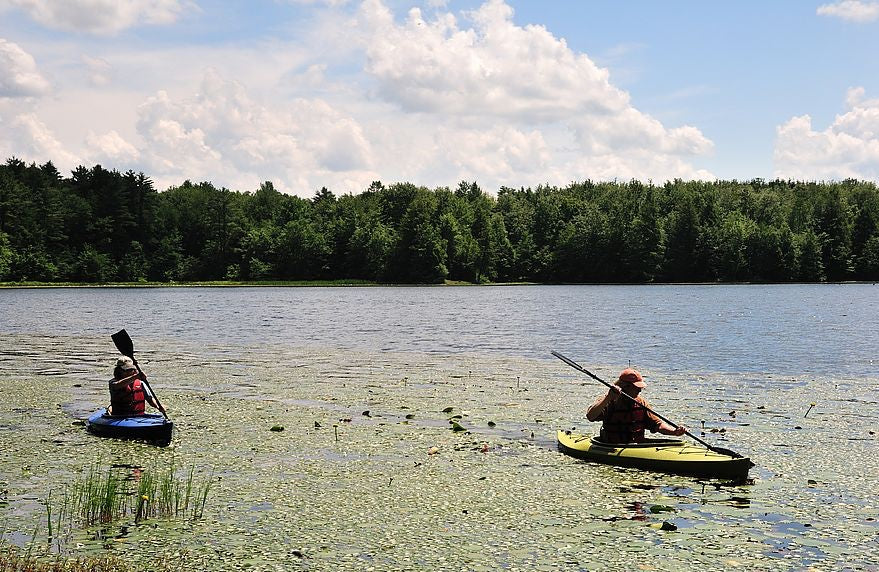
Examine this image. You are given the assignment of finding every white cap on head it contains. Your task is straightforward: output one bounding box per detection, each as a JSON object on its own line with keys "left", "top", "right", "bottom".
{"left": 116, "top": 356, "right": 136, "bottom": 371}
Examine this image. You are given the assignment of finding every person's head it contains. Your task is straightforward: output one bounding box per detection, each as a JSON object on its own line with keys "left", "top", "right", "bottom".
{"left": 114, "top": 356, "right": 136, "bottom": 379}
{"left": 615, "top": 368, "right": 646, "bottom": 397}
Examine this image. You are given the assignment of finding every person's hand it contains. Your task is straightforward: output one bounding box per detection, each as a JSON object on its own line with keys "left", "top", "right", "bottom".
{"left": 671, "top": 425, "right": 686, "bottom": 437}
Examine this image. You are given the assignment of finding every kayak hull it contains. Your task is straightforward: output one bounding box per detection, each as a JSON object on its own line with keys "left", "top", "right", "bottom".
{"left": 557, "top": 430, "right": 752, "bottom": 480}
{"left": 86, "top": 408, "right": 173, "bottom": 445}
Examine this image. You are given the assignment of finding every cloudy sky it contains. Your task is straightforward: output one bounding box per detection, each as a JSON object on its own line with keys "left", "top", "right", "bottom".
{"left": 1, "top": 0, "right": 878, "bottom": 196}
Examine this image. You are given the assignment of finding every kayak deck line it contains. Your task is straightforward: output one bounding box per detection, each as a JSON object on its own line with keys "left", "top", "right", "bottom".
{"left": 557, "top": 430, "right": 753, "bottom": 480}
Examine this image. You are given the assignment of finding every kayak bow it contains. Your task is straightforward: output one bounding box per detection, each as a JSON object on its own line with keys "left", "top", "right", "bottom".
{"left": 557, "top": 430, "right": 752, "bottom": 480}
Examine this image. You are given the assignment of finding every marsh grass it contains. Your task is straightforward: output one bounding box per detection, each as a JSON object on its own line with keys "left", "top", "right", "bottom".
{"left": 133, "top": 466, "right": 212, "bottom": 523}
{"left": 0, "top": 544, "right": 175, "bottom": 571}
{"left": 49, "top": 463, "right": 212, "bottom": 532}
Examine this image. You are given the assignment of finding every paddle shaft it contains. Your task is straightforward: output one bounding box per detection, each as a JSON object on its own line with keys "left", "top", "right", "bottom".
{"left": 112, "top": 329, "right": 168, "bottom": 420}
{"left": 551, "top": 351, "right": 740, "bottom": 457}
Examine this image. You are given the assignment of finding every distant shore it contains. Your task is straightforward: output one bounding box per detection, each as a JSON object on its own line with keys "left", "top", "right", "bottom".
{"left": 1, "top": 279, "right": 874, "bottom": 288}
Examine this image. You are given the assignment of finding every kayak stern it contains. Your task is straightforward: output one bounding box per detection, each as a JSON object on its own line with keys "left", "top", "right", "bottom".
{"left": 86, "top": 408, "right": 173, "bottom": 446}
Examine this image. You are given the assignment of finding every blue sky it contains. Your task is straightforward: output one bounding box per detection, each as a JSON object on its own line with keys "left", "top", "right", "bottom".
{"left": 1, "top": 0, "right": 878, "bottom": 196}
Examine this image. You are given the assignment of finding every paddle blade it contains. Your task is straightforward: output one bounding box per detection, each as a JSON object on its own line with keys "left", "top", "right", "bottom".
{"left": 111, "top": 329, "right": 135, "bottom": 358}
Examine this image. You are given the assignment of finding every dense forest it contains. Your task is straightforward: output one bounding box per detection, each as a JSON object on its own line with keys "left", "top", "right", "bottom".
{"left": 1, "top": 157, "right": 878, "bottom": 284}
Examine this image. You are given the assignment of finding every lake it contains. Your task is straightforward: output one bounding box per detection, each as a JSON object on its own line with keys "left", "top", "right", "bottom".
{"left": 0, "top": 284, "right": 877, "bottom": 570}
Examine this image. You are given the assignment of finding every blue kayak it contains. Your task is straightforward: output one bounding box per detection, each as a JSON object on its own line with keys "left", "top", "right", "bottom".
{"left": 86, "top": 408, "right": 173, "bottom": 445}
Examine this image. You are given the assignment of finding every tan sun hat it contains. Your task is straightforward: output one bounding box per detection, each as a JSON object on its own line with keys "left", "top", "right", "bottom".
{"left": 116, "top": 356, "right": 136, "bottom": 371}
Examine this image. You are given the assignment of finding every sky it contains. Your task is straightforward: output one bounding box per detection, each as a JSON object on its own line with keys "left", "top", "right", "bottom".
{"left": 1, "top": 0, "right": 879, "bottom": 197}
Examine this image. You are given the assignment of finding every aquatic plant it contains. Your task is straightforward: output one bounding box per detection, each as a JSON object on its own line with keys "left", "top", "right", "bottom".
{"left": 47, "top": 463, "right": 213, "bottom": 531}
{"left": 133, "top": 466, "right": 212, "bottom": 523}
{"left": 0, "top": 543, "right": 174, "bottom": 571}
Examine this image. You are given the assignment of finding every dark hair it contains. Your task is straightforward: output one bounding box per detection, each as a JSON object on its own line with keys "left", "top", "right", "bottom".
{"left": 113, "top": 366, "right": 125, "bottom": 380}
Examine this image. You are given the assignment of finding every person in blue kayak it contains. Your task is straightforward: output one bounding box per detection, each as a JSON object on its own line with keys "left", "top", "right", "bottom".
{"left": 109, "top": 356, "right": 164, "bottom": 416}
{"left": 586, "top": 368, "right": 686, "bottom": 443}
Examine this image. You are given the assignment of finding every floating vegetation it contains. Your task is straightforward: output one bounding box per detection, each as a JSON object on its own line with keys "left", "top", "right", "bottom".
{"left": 3, "top": 334, "right": 879, "bottom": 570}
{"left": 449, "top": 420, "right": 467, "bottom": 432}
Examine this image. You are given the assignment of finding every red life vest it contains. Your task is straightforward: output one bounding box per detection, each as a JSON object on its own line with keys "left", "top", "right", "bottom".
{"left": 599, "top": 396, "right": 657, "bottom": 443}
{"left": 109, "top": 377, "right": 146, "bottom": 415}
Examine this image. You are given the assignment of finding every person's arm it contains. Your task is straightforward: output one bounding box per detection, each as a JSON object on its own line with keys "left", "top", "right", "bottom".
{"left": 138, "top": 372, "right": 165, "bottom": 412}
{"left": 657, "top": 422, "right": 686, "bottom": 437}
{"left": 145, "top": 394, "right": 162, "bottom": 410}
{"left": 643, "top": 398, "right": 686, "bottom": 436}
{"left": 586, "top": 387, "right": 620, "bottom": 421}
{"left": 109, "top": 371, "right": 139, "bottom": 388}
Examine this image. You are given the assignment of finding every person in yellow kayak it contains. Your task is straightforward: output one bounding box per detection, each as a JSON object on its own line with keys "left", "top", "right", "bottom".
{"left": 109, "top": 356, "right": 164, "bottom": 416}
{"left": 586, "top": 368, "right": 686, "bottom": 443}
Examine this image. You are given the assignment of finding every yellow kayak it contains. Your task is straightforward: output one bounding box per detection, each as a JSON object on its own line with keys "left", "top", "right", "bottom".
{"left": 557, "top": 430, "right": 753, "bottom": 480}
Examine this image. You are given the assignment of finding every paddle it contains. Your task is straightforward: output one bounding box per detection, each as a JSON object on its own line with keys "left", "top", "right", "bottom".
{"left": 112, "top": 329, "right": 169, "bottom": 421}
{"left": 551, "top": 350, "right": 744, "bottom": 458}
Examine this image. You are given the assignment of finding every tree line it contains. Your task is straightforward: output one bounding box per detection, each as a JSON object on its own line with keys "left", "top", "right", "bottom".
{"left": 1, "top": 157, "right": 878, "bottom": 284}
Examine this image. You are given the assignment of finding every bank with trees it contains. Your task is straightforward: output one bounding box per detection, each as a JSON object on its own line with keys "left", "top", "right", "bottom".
{"left": 1, "top": 157, "right": 877, "bottom": 284}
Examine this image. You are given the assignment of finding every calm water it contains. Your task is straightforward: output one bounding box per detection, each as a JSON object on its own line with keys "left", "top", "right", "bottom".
{"left": 0, "top": 284, "right": 875, "bottom": 377}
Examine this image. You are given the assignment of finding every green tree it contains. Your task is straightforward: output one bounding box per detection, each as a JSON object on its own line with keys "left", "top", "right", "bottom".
{"left": 554, "top": 206, "right": 610, "bottom": 282}
{"left": 859, "top": 235, "right": 879, "bottom": 280}
{"left": 662, "top": 187, "right": 700, "bottom": 281}
{"left": 0, "top": 231, "right": 12, "bottom": 279}
{"left": 796, "top": 230, "right": 825, "bottom": 282}
{"left": 394, "top": 190, "right": 447, "bottom": 283}
{"left": 713, "top": 212, "right": 757, "bottom": 281}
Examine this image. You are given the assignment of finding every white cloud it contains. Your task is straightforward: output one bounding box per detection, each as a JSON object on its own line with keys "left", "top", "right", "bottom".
{"left": 433, "top": 125, "right": 551, "bottom": 183}
{"left": 361, "top": 0, "right": 628, "bottom": 121}
{"left": 133, "top": 69, "right": 374, "bottom": 194}
{"left": 7, "top": 112, "right": 80, "bottom": 166}
{"left": 357, "top": 0, "right": 713, "bottom": 184}
{"left": 774, "top": 87, "right": 879, "bottom": 181}
{"left": 3, "top": 0, "right": 194, "bottom": 35}
{"left": 0, "top": 0, "right": 716, "bottom": 194}
{"left": 0, "top": 38, "right": 50, "bottom": 96}
{"left": 86, "top": 129, "right": 140, "bottom": 163}
{"left": 81, "top": 55, "right": 113, "bottom": 86}
{"left": 816, "top": 0, "right": 879, "bottom": 22}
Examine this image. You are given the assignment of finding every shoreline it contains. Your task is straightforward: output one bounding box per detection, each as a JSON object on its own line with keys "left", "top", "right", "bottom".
{"left": 0, "top": 279, "right": 875, "bottom": 288}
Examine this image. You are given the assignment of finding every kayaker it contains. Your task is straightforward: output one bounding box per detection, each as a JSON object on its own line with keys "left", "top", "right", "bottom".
{"left": 109, "top": 356, "right": 164, "bottom": 416}
{"left": 586, "top": 368, "right": 686, "bottom": 443}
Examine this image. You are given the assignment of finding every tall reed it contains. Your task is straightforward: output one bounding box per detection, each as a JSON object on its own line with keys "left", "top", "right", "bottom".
{"left": 47, "top": 462, "right": 213, "bottom": 532}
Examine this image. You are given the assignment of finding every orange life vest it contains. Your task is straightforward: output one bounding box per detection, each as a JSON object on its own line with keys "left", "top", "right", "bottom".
{"left": 109, "top": 377, "right": 146, "bottom": 415}
{"left": 599, "top": 396, "right": 658, "bottom": 443}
